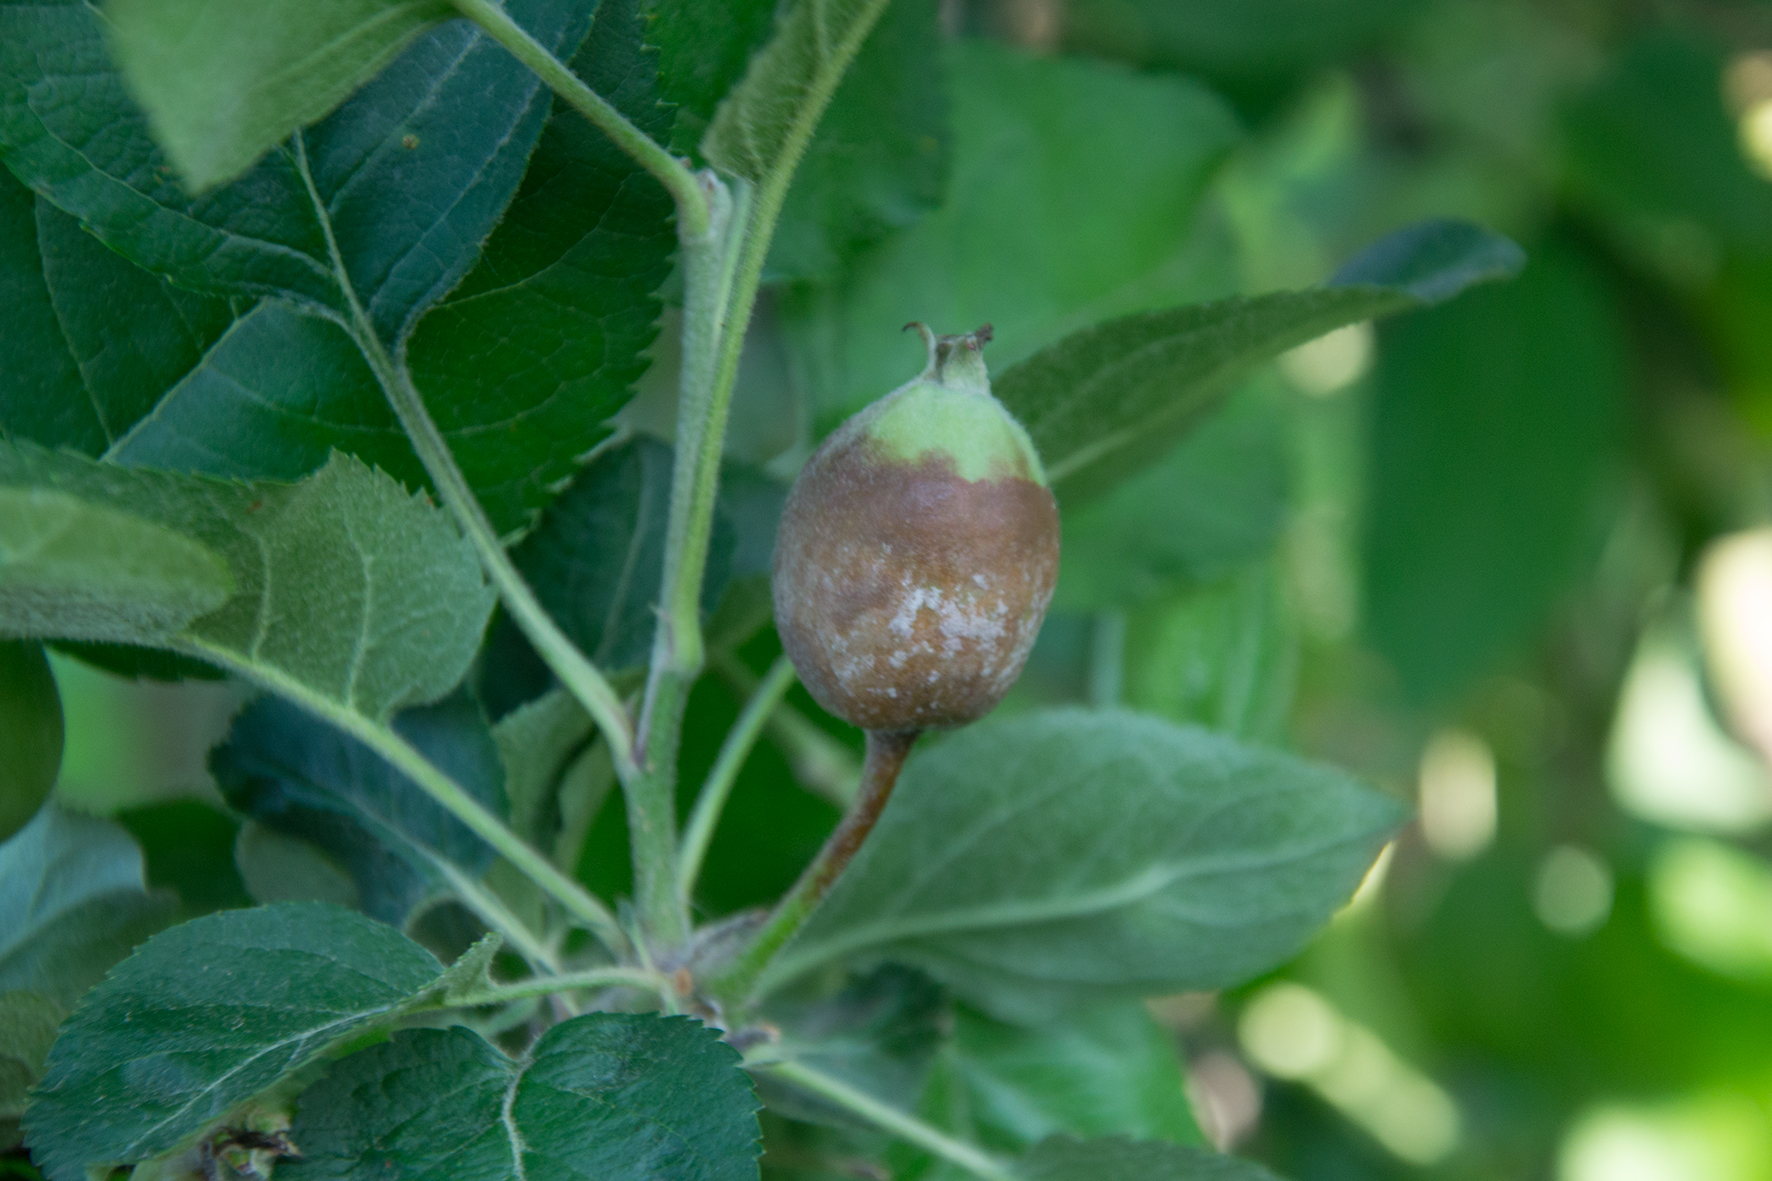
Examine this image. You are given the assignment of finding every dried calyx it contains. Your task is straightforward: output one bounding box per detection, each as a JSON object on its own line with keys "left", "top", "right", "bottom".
{"left": 772, "top": 322, "right": 1060, "bottom": 736}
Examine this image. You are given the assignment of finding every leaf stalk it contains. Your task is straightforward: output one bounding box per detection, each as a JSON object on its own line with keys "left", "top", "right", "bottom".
{"left": 448, "top": 0, "right": 710, "bottom": 236}
{"left": 754, "top": 1060, "right": 1016, "bottom": 1181}
{"left": 708, "top": 729, "right": 917, "bottom": 1007}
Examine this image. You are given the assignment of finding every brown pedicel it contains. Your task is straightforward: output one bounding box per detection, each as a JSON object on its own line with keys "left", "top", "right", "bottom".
{"left": 773, "top": 423, "right": 1060, "bottom": 733}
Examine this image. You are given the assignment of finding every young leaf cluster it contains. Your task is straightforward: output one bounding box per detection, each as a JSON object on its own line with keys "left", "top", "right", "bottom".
{"left": 0, "top": 1, "right": 1525, "bottom": 1178}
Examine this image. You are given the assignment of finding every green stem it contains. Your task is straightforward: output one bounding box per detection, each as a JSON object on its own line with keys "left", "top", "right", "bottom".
{"left": 709, "top": 730, "right": 918, "bottom": 1007}
{"left": 756, "top": 1061, "right": 1016, "bottom": 1181}
{"left": 621, "top": 178, "right": 745, "bottom": 949}
{"left": 677, "top": 655, "right": 797, "bottom": 904}
{"left": 449, "top": 965, "right": 673, "bottom": 1009}
{"left": 288, "top": 133, "right": 637, "bottom": 776}
{"left": 448, "top": 0, "right": 709, "bottom": 237}
{"left": 180, "top": 638, "right": 630, "bottom": 957}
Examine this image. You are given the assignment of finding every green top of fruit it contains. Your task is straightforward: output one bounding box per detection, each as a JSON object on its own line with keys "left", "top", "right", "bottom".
{"left": 844, "top": 324, "right": 1047, "bottom": 486}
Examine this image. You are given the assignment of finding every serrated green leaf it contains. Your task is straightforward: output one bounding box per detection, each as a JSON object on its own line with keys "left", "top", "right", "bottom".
{"left": 1052, "top": 384, "right": 1286, "bottom": 612}
{"left": 0, "top": 804, "right": 175, "bottom": 1007}
{"left": 0, "top": 641, "right": 61, "bottom": 842}
{"left": 757, "top": 709, "right": 1404, "bottom": 1021}
{"left": 643, "top": 0, "right": 775, "bottom": 155}
{"left": 995, "top": 219, "right": 1525, "bottom": 501}
{"left": 104, "top": 0, "right": 453, "bottom": 192}
{"left": 22, "top": 903, "right": 443, "bottom": 1181}
{"left": 701, "top": 0, "right": 890, "bottom": 185}
{"left": 0, "top": 0, "right": 592, "bottom": 339}
{"left": 765, "top": 0, "right": 947, "bottom": 282}
{"left": 404, "top": 0, "right": 677, "bottom": 532}
{"left": 779, "top": 39, "right": 1242, "bottom": 429}
{"left": 0, "top": 172, "right": 233, "bottom": 455}
{"left": 213, "top": 692, "right": 506, "bottom": 924}
{"left": 0, "top": 486, "right": 234, "bottom": 644}
{"left": 283, "top": 1014, "right": 761, "bottom": 1181}
{"left": 0, "top": 444, "right": 495, "bottom": 721}
{"left": 1364, "top": 237, "right": 1625, "bottom": 703}
{"left": 0, "top": 4, "right": 669, "bottom": 537}
{"left": 1019, "top": 1136, "right": 1283, "bottom": 1181}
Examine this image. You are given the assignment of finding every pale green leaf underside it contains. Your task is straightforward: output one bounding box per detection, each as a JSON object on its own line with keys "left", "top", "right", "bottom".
{"left": 702, "top": 0, "right": 891, "bottom": 184}
{"left": 105, "top": 0, "right": 453, "bottom": 192}
{"left": 283, "top": 1015, "right": 761, "bottom": 1181}
{"left": 996, "top": 218, "right": 1526, "bottom": 500}
{"left": 23, "top": 903, "right": 445, "bottom": 1181}
{"left": 0, "top": 443, "right": 494, "bottom": 720}
{"left": 0, "top": 485, "right": 232, "bottom": 643}
{"left": 759, "top": 709, "right": 1405, "bottom": 1021}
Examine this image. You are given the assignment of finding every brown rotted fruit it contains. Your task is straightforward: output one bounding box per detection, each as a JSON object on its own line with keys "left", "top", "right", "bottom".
{"left": 772, "top": 324, "right": 1059, "bottom": 733}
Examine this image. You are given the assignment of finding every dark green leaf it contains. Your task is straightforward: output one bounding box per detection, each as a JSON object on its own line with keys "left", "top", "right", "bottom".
{"left": 213, "top": 692, "right": 506, "bottom": 924}
{"left": 405, "top": 0, "right": 678, "bottom": 532}
{"left": 1052, "top": 384, "right": 1286, "bottom": 611}
{"left": 115, "top": 799, "right": 250, "bottom": 916}
{"left": 23, "top": 904, "right": 444, "bottom": 1181}
{"left": 1019, "top": 1136, "right": 1283, "bottom": 1181}
{"left": 5, "top": 2, "right": 673, "bottom": 537}
{"left": 0, "top": 0, "right": 592, "bottom": 338}
{"left": 234, "top": 822, "right": 361, "bottom": 910}
{"left": 0, "top": 174, "right": 233, "bottom": 454}
{"left": 994, "top": 219, "right": 1525, "bottom": 501}
{"left": 0, "top": 444, "right": 495, "bottom": 721}
{"left": 104, "top": 0, "right": 453, "bottom": 192}
{"left": 0, "top": 641, "right": 60, "bottom": 842}
{"left": 643, "top": 0, "right": 775, "bottom": 155}
{"left": 780, "top": 38, "right": 1242, "bottom": 428}
{"left": 702, "top": 0, "right": 890, "bottom": 186}
{"left": 507, "top": 437, "right": 735, "bottom": 676}
{"left": 284, "top": 1014, "right": 761, "bottom": 1181}
{"left": 105, "top": 302, "right": 421, "bottom": 490}
{"left": 757, "top": 709, "right": 1404, "bottom": 1021}
{"left": 0, "top": 804, "right": 174, "bottom": 1007}
{"left": 765, "top": 0, "right": 947, "bottom": 282}
{"left": 1364, "top": 238, "right": 1625, "bottom": 703}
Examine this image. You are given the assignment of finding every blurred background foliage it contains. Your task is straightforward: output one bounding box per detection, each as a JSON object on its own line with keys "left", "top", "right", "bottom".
{"left": 29, "top": 0, "right": 1772, "bottom": 1177}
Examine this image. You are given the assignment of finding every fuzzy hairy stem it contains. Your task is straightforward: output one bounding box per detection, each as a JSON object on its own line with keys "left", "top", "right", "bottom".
{"left": 707, "top": 729, "right": 918, "bottom": 1007}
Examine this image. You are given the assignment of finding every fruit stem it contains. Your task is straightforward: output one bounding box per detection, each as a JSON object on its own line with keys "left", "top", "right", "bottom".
{"left": 706, "top": 728, "right": 919, "bottom": 1008}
